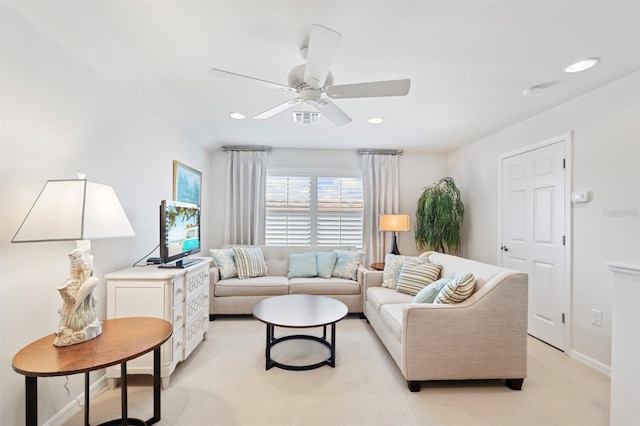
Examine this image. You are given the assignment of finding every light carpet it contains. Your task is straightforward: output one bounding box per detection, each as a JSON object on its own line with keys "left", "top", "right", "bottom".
{"left": 64, "top": 317, "right": 610, "bottom": 425}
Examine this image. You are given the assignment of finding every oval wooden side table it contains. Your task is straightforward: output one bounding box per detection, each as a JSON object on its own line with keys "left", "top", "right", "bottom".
{"left": 12, "top": 317, "right": 172, "bottom": 426}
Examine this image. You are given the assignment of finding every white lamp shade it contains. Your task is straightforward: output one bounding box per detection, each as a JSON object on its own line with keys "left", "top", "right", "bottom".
{"left": 378, "top": 214, "right": 410, "bottom": 232}
{"left": 12, "top": 179, "right": 136, "bottom": 243}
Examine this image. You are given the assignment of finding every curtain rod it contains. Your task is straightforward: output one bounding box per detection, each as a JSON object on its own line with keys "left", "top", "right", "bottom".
{"left": 222, "top": 145, "right": 272, "bottom": 152}
{"left": 356, "top": 149, "right": 404, "bottom": 156}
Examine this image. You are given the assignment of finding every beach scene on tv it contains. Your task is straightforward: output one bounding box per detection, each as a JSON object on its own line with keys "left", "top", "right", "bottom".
{"left": 166, "top": 205, "right": 200, "bottom": 257}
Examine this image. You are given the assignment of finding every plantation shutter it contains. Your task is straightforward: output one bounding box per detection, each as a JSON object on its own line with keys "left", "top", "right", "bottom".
{"left": 317, "top": 177, "right": 363, "bottom": 248}
{"left": 265, "top": 176, "right": 311, "bottom": 246}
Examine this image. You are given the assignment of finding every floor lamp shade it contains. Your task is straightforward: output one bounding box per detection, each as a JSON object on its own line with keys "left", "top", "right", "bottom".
{"left": 12, "top": 179, "right": 136, "bottom": 243}
{"left": 378, "top": 214, "right": 410, "bottom": 255}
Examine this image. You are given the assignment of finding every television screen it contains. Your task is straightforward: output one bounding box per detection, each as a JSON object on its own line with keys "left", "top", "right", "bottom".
{"left": 159, "top": 200, "right": 201, "bottom": 268}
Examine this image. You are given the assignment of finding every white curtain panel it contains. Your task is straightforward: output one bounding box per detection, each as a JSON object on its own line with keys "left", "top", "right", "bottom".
{"left": 361, "top": 154, "right": 399, "bottom": 267}
{"left": 223, "top": 150, "right": 267, "bottom": 245}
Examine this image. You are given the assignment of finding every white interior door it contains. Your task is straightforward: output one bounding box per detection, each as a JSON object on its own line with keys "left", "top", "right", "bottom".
{"left": 500, "top": 141, "right": 566, "bottom": 350}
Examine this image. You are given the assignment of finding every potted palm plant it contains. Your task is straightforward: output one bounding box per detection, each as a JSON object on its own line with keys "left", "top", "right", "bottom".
{"left": 415, "top": 177, "right": 464, "bottom": 254}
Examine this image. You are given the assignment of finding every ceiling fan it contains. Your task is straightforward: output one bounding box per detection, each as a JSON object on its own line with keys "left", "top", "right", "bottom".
{"left": 210, "top": 24, "right": 411, "bottom": 126}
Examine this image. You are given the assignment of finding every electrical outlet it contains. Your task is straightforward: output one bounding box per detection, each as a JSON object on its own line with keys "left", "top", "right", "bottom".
{"left": 591, "top": 309, "right": 603, "bottom": 327}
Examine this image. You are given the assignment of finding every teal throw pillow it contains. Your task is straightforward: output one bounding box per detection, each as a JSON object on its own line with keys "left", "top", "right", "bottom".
{"left": 316, "top": 251, "right": 337, "bottom": 278}
{"left": 287, "top": 252, "right": 318, "bottom": 278}
{"left": 332, "top": 250, "right": 363, "bottom": 281}
{"left": 412, "top": 278, "right": 450, "bottom": 303}
{"left": 209, "top": 248, "right": 237, "bottom": 279}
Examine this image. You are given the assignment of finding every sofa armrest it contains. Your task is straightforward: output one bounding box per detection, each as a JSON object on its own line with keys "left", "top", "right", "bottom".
{"left": 363, "top": 269, "right": 383, "bottom": 290}
{"left": 210, "top": 266, "right": 220, "bottom": 283}
{"left": 400, "top": 272, "right": 528, "bottom": 380}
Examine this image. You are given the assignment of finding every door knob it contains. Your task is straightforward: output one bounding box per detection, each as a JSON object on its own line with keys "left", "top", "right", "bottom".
{"left": 500, "top": 245, "right": 509, "bottom": 252}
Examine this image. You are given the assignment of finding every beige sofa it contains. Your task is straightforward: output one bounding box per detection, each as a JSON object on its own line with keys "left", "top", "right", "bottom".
{"left": 209, "top": 245, "right": 365, "bottom": 318}
{"left": 363, "top": 251, "right": 528, "bottom": 392}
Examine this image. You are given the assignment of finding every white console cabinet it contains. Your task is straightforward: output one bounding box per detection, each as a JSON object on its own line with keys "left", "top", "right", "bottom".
{"left": 105, "top": 258, "right": 211, "bottom": 389}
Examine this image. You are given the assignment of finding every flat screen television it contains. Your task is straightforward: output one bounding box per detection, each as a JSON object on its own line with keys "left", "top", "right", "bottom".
{"left": 159, "top": 200, "right": 202, "bottom": 268}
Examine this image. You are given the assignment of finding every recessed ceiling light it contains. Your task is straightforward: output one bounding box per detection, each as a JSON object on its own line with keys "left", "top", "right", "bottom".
{"left": 564, "top": 58, "right": 600, "bottom": 73}
{"left": 229, "top": 112, "right": 245, "bottom": 120}
{"left": 368, "top": 117, "right": 384, "bottom": 124}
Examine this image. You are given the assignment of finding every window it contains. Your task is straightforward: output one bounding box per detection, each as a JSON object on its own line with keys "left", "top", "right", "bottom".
{"left": 265, "top": 170, "right": 363, "bottom": 248}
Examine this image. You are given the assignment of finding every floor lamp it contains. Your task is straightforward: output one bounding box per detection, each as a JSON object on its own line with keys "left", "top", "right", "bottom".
{"left": 378, "top": 214, "right": 410, "bottom": 255}
{"left": 12, "top": 174, "right": 135, "bottom": 346}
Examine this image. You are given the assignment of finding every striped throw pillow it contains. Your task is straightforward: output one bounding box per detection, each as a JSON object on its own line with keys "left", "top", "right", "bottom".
{"left": 434, "top": 273, "right": 476, "bottom": 304}
{"left": 395, "top": 258, "right": 442, "bottom": 296}
{"left": 232, "top": 247, "right": 268, "bottom": 279}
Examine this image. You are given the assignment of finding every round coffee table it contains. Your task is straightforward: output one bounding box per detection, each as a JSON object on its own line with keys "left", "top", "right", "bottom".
{"left": 252, "top": 294, "right": 348, "bottom": 371}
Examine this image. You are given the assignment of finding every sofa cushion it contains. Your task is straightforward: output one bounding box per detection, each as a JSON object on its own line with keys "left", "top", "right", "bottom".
{"left": 434, "top": 273, "right": 476, "bottom": 304}
{"left": 395, "top": 259, "right": 442, "bottom": 296}
{"left": 214, "top": 276, "right": 289, "bottom": 297}
{"left": 332, "top": 250, "right": 363, "bottom": 281}
{"left": 316, "top": 251, "right": 337, "bottom": 278}
{"left": 412, "top": 278, "right": 449, "bottom": 303}
{"left": 366, "top": 287, "right": 413, "bottom": 314}
{"left": 287, "top": 252, "right": 318, "bottom": 278}
{"left": 233, "top": 247, "right": 268, "bottom": 279}
{"left": 209, "top": 248, "right": 237, "bottom": 279}
{"left": 380, "top": 303, "right": 404, "bottom": 344}
{"left": 289, "top": 277, "right": 360, "bottom": 295}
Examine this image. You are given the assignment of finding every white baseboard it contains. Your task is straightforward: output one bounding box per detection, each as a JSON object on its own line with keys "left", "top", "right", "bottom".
{"left": 44, "top": 375, "right": 108, "bottom": 426}
{"left": 569, "top": 349, "right": 611, "bottom": 377}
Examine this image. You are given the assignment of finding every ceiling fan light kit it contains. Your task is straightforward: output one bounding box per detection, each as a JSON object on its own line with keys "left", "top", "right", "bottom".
{"left": 293, "top": 111, "right": 319, "bottom": 124}
{"left": 210, "top": 24, "right": 411, "bottom": 127}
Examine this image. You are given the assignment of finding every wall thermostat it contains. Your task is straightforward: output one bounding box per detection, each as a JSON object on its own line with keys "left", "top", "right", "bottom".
{"left": 571, "top": 191, "right": 590, "bottom": 203}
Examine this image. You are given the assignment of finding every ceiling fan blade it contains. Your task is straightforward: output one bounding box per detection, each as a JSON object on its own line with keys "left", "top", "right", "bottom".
{"left": 303, "top": 25, "right": 342, "bottom": 89}
{"left": 314, "top": 99, "right": 352, "bottom": 127}
{"left": 253, "top": 98, "right": 301, "bottom": 119}
{"left": 326, "top": 79, "right": 411, "bottom": 99}
{"left": 209, "top": 68, "right": 295, "bottom": 92}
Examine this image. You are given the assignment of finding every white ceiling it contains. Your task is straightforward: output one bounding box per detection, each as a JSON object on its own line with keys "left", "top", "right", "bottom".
{"left": 8, "top": 0, "right": 640, "bottom": 152}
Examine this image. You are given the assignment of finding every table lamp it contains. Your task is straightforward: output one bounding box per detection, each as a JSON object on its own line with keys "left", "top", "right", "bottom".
{"left": 378, "top": 214, "right": 410, "bottom": 255}
{"left": 12, "top": 173, "right": 135, "bottom": 346}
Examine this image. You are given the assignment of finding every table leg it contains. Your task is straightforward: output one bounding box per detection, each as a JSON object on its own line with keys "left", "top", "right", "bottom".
{"left": 84, "top": 372, "right": 90, "bottom": 426}
{"left": 329, "top": 322, "right": 336, "bottom": 367}
{"left": 149, "top": 347, "right": 161, "bottom": 424}
{"left": 25, "top": 376, "right": 37, "bottom": 426}
{"left": 265, "top": 324, "right": 273, "bottom": 370}
{"left": 120, "top": 362, "right": 128, "bottom": 426}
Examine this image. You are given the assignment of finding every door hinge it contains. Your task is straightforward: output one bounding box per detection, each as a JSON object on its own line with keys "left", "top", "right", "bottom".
{"left": 562, "top": 235, "right": 565, "bottom": 245}
{"left": 562, "top": 158, "right": 566, "bottom": 169}
{"left": 562, "top": 313, "right": 565, "bottom": 323}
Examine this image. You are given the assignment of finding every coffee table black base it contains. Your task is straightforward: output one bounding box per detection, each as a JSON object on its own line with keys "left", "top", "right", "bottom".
{"left": 265, "top": 323, "right": 336, "bottom": 371}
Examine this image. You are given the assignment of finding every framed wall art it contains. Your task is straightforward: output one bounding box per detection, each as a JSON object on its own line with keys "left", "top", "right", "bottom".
{"left": 173, "top": 160, "right": 201, "bottom": 205}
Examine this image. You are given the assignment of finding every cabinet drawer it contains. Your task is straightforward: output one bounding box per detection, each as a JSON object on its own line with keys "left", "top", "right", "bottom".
{"left": 172, "top": 303, "right": 185, "bottom": 330}
{"left": 185, "top": 290, "right": 207, "bottom": 323}
{"left": 172, "top": 277, "right": 186, "bottom": 303}
{"left": 184, "top": 312, "right": 208, "bottom": 358}
{"left": 186, "top": 267, "right": 208, "bottom": 294}
{"left": 171, "top": 328, "right": 185, "bottom": 362}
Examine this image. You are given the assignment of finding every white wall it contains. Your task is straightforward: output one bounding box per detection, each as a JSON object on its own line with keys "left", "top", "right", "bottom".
{"left": 0, "top": 4, "right": 210, "bottom": 424}
{"left": 447, "top": 71, "right": 640, "bottom": 368}
{"left": 208, "top": 148, "right": 448, "bottom": 257}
